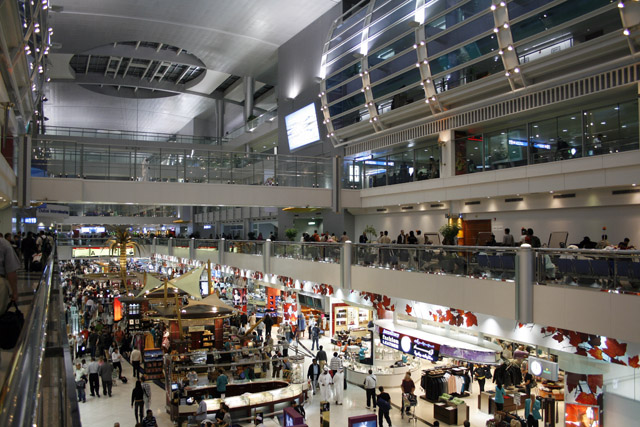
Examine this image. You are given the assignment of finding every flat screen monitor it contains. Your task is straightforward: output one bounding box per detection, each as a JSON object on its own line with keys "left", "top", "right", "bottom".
{"left": 285, "top": 103, "right": 320, "bottom": 151}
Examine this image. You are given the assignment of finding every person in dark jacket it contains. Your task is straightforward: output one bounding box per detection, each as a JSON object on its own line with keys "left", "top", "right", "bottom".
{"left": 263, "top": 313, "right": 273, "bottom": 337}
{"left": 377, "top": 386, "right": 392, "bottom": 427}
{"left": 98, "top": 357, "right": 114, "bottom": 397}
{"left": 21, "top": 232, "right": 37, "bottom": 271}
{"left": 131, "top": 380, "right": 145, "bottom": 423}
{"left": 307, "top": 358, "right": 320, "bottom": 394}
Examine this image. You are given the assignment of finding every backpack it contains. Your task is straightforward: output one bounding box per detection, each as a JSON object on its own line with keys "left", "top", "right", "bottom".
{"left": 377, "top": 395, "right": 391, "bottom": 411}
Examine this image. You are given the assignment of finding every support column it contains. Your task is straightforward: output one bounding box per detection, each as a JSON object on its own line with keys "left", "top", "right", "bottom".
{"left": 416, "top": 316, "right": 422, "bottom": 331}
{"left": 219, "top": 237, "right": 225, "bottom": 266}
{"left": 168, "top": 237, "right": 174, "bottom": 256}
{"left": 17, "top": 134, "right": 31, "bottom": 208}
{"left": 516, "top": 244, "right": 534, "bottom": 323}
{"left": 243, "top": 76, "right": 255, "bottom": 129}
{"left": 438, "top": 129, "right": 455, "bottom": 179}
{"left": 152, "top": 237, "right": 157, "bottom": 255}
{"left": 189, "top": 238, "right": 196, "bottom": 260}
{"left": 341, "top": 241, "right": 352, "bottom": 290}
{"left": 215, "top": 98, "right": 225, "bottom": 142}
{"left": 264, "top": 239, "right": 272, "bottom": 275}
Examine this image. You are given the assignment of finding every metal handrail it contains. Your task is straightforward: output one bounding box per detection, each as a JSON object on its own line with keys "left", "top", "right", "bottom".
{"left": 0, "top": 250, "right": 56, "bottom": 426}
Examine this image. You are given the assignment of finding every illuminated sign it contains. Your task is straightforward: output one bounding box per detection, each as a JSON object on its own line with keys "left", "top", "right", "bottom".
{"left": 528, "top": 356, "right": 559, "bottom": 381}
{"left": 381, "top": 328, "right": 440, "bottom": 362}
{"left": 203, "top": 225, "right": 212, "bottom": 229}
{"left": 113, "top": 298, "right": 122, "bottom": 322}
{"left": 24, "top": 218, "right": 37, "bottom": 224}
{"left": 72, "top": 246, "right": 135, "bottom": 258}
{"left": 508, "top": 139, "right": 551, "bottom": 150}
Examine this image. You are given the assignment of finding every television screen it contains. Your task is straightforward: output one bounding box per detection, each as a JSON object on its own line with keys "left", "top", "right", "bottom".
{"left": 285, "top": 103, "right": 320, "bottom": 151}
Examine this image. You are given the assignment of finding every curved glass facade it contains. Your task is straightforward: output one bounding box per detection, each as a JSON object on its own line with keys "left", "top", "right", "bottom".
{"left": 321, "top": 0, "right": 625, "bottom": 137}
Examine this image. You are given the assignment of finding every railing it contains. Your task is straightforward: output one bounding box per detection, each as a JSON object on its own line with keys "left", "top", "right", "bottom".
{"left": 272, "top": 241, "right": 342, "bottom": 263}
{"left": 54, "top": 238, "right": 640, "bottom": 293}
{"left": 44, "top": 126, "right": 226, "bottom": 145}
{"left": 0, "top": 249, "right": 81, "bottom": 427}
{"left": 534, "top": 248, "right": 640, "bottom": 291}
{"left": 224, "top": 240, "right": 265, "bottom": 255}
{"left": 31, "top": 139, "right": 332, "bottom": 188}
{"left": 353, "top": 243, "right": 518, "bottom": 281}
{"left": 225, "top": 108, "right": 278, "bottom": 140}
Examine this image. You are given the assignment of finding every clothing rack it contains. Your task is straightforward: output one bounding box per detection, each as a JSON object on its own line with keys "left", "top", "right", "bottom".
{"left": 420, "top": 366, "right": 471, "bottom": 402}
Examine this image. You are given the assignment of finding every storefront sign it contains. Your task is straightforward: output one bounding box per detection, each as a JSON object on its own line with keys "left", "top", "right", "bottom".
{"left": 439, "top": 345, "right": 497, "bottom": 364}
{"left": 188, "top": 325, "right": 205, "bottom": 332}
{"left": 381, "top": 328, "right": 440, "bottom": 362}
{"left": 528, "top": 356, "right": 559, "bottom": 381}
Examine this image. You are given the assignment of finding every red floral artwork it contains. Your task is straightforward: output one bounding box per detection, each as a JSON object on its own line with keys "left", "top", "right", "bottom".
{"left": 405, "top": 304, "right": 412, "bottom": 315}
{"left": 311, "top": 284, "right": 334, "bottom": 296}
{"left": 428, "top": 307, "right": 478, "bottom": 328}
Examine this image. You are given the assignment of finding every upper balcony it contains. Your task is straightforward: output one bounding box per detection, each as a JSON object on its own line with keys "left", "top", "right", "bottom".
{"left": 57, "top": 237, "right": 640, "bottom": 345}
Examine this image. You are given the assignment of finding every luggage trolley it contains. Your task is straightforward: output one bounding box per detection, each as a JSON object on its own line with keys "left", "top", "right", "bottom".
{"left": 401, "top": 392, "right": 418, "bottom": 422}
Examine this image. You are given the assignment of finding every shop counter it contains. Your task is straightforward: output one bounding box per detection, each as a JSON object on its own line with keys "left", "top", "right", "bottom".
{"left": 176, "top": 381, "right": 304, "bottom": 422}
{"left": 478, "top": 390, "right": 527, "bottom": 414}
{"left": 433, "top": 401, "right": 469, "bottom": 426}
{"left": 344, "top": 360, "right": 420, "bottom": 388}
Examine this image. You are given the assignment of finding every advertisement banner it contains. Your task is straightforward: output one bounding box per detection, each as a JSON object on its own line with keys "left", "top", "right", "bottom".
{"left": 381, "top": 328, "right": 440, "bottom": 362}
{"left": 72, "top": 246, "right": 135, "bottom": 258}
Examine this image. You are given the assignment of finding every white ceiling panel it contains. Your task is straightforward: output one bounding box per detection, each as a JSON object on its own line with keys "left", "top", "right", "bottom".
{"left": 188, "top": 70, "right": 231, "bottom": 95}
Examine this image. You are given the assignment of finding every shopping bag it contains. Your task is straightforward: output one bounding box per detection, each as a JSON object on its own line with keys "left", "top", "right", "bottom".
{"left": 0, "top": 301, "right": 24, "bottom": 349}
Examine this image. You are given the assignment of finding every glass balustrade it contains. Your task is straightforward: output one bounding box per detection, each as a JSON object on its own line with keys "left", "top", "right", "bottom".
{"left": 534, "top": 248, "right": 640, "bottom": 293}
{"left": 224, "top": 240, "right": 264, "bottom": 255}
{"left": 31, "top": 140, "right": 332, "bottom": 188}
{"left": 44, "top": 126, "right": 225, "bottom": 145}
{"left": 272, "top": 241, "right": 341, "bottom": 263}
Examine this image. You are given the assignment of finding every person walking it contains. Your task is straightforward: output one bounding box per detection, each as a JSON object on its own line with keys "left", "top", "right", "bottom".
{"left": 216, "top": 368, "right": 228, "bottom": 398}
{"left": 263, "top": 313, "right": 273, "bottom": 338}
{"left": 329, "top": 352, "right": 343, "bottom": 375}
{"left": 318, "top": 367, "right": 333, "bottom": 402}
{"left": 364, "top": 369, "right": 377, "bottom": 410}
{"left": 141, "top": 375, "right": 152, "bottom": 411}
{"left": 333, "top": 367, "right": 344, "bottom": 405}
{"left": 495, "top": 382, "right": 506, "bottom": 411}
{"left": 377, "top": 386, "right": 392, "bottom": 427}
{"left": 307, "top": 358, "right": 320, "bottom": 394}
{"left": 400, "top": 371, "right": 415, "bottom": 415}
{"left": 130, "top": 347, "right": 142, "bottom": 379}
{"left": 141, "top": 409, "right": 158, "bottom": 427}
{"left": 87, "top": 357, "right": 101, "bottom": 398}
{"left": 131, "top": 380, "right": 145, "bottom": 424}
{"left": 310, "top": 323, "right": 320, "bottom": 351}
{"left": 98, "top": 357, "right": 114, "bottom": 397}
{"left": 74, "top": 362, "right": 87, "bottom": 403}
{"left": 316, "top": 346, "right": 328, "bottom": 372}
{"left": 111, "top": 347, "right": 123, "bottom": 378}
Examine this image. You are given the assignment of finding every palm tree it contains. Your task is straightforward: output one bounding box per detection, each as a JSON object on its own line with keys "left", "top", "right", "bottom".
{"left": 107, "top": 227, "right": 143, "bottom": 292}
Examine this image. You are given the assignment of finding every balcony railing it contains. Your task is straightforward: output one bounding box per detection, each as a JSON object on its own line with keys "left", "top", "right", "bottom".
{"left": 225, "top": 108, "right": 278, "bottom": 140}
{"left": 57, "top": 238, "right": 640, "bottom": 293}
{"left": 31, "top": 139, "right": 332, "bottom": 188}
{"left": 43, "top": 126, "right": 226, "bottom": 145}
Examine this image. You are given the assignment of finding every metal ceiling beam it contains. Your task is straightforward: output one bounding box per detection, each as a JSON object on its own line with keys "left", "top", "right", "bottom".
{"left": 155, "top": 43, "right": 163, "bottom": 52}
{"left": 122, "top": 58, "right": 132, "bottom": 78}
{"left": 103, "top": 56, "right": 113, "bottom": 77}
{"left": 176, "top": 66, "right": 191, "bottom": 84}
{"left": 135, "top": 41, "right": 141, "bottom": 50}
{"left": 141, "top": 60, "right": 153, "bottom": 80}
{"left": 158, "top": 62, "right": 171, "bottom": 81}
{"left": 81, "top": 45, "right": 205, "bottom": 68}
{"left": 113, "top": 57, "right": 123, "bottom": 79}
{"left": 85, "top": 54, "right": 91, "bottom": 74}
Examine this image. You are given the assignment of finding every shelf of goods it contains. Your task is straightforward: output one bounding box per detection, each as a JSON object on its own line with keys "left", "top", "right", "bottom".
{"left": 144, "top": 348, "right": 164, "bottom": 380}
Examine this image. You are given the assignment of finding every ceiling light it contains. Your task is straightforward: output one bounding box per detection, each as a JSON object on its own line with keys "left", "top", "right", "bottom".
{"left": 490, "top": 4, "right": 496, "bottom": 11}
{"left": 505, "top": 71, "right": 511, "bottom": 77}
{"left": 498, "top": 50, "right": 504, "bottom": 55}
{"left": 500, "top": 1, "right": 506, "bottom": 6}
{"left": 623, "top": 28, "right": 630, "bottom": 36}
{"left": 494, "top": 27, "right": 499, "bottom": 33}
{"left": 416, "top": 62, "right": 421, "bottom": 67}
{"left": 507, "top": 45, "right": 513, "bottom": 51}
{"left": 514, "top": 67, "right": 520, "bottom": 73}
{"left": 413, "top": 44, "right": 418, "bottom": 49}
{"left": 503, "top": 23, "right": 509, "bottom": 29}
{"left": 618, "top": 1, "right": 624, "bottom": 7}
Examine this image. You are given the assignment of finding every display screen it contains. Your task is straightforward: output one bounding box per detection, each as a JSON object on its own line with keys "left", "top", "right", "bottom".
{"left": 381, "top": 328, "right": 440, "bottom": 362}
{"left": 285, "top": 103, "right": 320, "bottom": 151}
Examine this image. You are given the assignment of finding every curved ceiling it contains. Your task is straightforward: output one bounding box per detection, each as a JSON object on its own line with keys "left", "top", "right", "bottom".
{"left": 44, "top": 0, "right": 339, "bottom": 134}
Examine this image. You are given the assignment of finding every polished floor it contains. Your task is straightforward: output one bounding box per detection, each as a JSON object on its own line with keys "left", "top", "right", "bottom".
{"left": 76, "top": 329, "right": 556, "bottom": 427}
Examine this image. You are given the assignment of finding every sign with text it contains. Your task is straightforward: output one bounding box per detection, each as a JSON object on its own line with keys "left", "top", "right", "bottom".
{"left": 381, "top": 328, "right": 440, "bottom": 362}
{"left": 72, "top": 246, "right": 135, "bottom": 258}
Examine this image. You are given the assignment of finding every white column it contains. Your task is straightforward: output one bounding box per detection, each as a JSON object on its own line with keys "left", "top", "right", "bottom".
{"left": 516, "top": 244, "right": 534, "bottom": 323}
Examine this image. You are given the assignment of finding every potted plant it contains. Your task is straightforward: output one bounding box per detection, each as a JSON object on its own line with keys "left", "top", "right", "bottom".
{"left": 363, "top": 225, "right": 377, "bottom": 242}
{"left": 285, "top": 228, "right": 298, "bottom": 241}
{"left": 439, "top": 224, "right": 461, "bottom": 245}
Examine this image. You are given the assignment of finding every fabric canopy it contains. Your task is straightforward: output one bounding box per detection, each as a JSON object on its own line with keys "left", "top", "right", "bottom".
{"left": 135, "top": 266, "right": 204, "bottom": 299}
{"left": 188, "top": 292, "right": 238, "bottom": 312}
{"left": 135, "top": 272, "right": 166, "bottom": 297}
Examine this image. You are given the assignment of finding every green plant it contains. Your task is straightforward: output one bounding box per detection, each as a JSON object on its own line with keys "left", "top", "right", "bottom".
{"left": 285, "top": 228, "right": 298, "bottom": 241}
{"left": 363, "top": 225, "right": 377, "bottom": 242}
{"left": 439, "top": 224, "right": 461, "bottom": 245}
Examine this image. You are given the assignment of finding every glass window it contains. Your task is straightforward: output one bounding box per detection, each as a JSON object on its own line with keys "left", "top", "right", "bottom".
{"left": 426, "top": 0, "right": 491, "bottom": 38}
{"left": 331, "top": 107, "right": 367, "bottom": 130}
{"left": 415, "top": 143, "right": 440, "bottom": 181}
{"left": 618, "top": 100, "right": 639, "bottom": 153}
{"left": 455, "top": 134, "right": 484, "bottom": 175}
{"left": 364, "top": 156, "right": 389, "bottom": 187}
{"left": 377, "top": 84, "right": 425, "bottom": 115}
{"left": 427, "top": 12, "right": 493, "bottom": 57}
{"left": 327, "top": 32, "right": 363, "bottom": 62}
{"left": 369, "top": 1, "right": 415, "bottom": 42}
{"left": 511, "top": 0, "right": 611, "bottom": 43}
{"left": 369, "top": 50, "right": 417, "bottom": 83}
{"left": 388, "top": 151, "right": 413, "bottom": 184}
{"left": 429, "top": 34, "right": 498, "bottom": 75}
{"left": 371, "top": 68, "right": 421, "bottom": 100}
{"left": 330, "top": 7, "right": 368, "bottom": 46}
{"left": 517, "top": 10, "right": 621, "bottom": 65}
{"left": 329, "top": 92, "right": 365, "bottom": 116}
{"left": 368, "top": 32, "right": 415, "bottom": 67}
{"left": 326, "top": 52, "right": 361, "bottom": 77}
{"left": 528, "top": 118, "right": 558, "bottom": 164}
{"left": 326, "top": 63, "right": 362, "bottom": 90}
{"left": 433, "top": 55, "right": 503, "bottom": 92}
{"left": 483, "top": 127, "right": 528, "bottom": 170}
{"left": 326, "top": 78, "right": 363, "bottom": 103}
{"left": 556, "top": 113, "right": 584, "bottom": 159}
{"left": 508, "top": 0, "right": 556, "bottom": 20}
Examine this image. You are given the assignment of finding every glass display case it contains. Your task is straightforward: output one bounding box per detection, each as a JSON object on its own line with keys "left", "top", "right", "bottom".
{"left": 288, "top": 355, "right": 305, "bottom": 384}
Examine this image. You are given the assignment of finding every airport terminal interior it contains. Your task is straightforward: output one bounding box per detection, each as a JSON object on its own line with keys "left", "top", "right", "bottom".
{"left": 1, "top": 0, "right": 640, "bottom": 426}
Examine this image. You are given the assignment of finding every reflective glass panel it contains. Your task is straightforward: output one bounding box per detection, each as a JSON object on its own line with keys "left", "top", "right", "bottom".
{"left": 415, "top": 143, "right": 440, "bottom": 181}
{"left": 368, "top": 32, "right": 415, "bottom": 67}
{"left": 326, "top": 78, "right": 363, "bottom": 103}
{"left": 427, "top": 12, "right": 493, "bottom": 57}
{"left": 508, "top": 0, "right": 556, "bottom": 20}
{"left": 455, "top": 134, "right": 484, "bottom": 175}
{"left": 371, "top": 68, "right": 421, "bottom": 100}
{"left": 369, "top": 50, "right": 418, "bottom": 83}
{"left": 429, "top": 34, "right": 498, "bottom": 75}
{"left": 426, "top": 0, "right": 491, "bottom": 38}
